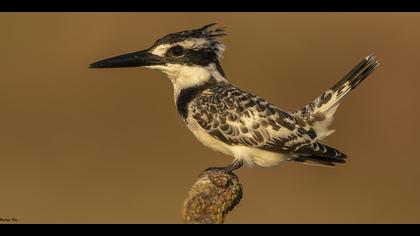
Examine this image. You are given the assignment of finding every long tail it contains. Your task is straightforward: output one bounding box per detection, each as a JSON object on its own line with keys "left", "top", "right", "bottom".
{"left": 294, "top": 54, "right": 380, "bottom": 139}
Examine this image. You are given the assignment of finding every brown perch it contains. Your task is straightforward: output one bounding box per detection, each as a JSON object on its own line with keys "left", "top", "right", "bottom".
{"left": 181, "top": 169, "right": 243, "bottom": 224}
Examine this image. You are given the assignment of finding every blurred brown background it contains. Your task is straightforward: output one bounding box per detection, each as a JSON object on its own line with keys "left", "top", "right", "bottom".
{"left": 0, "top": 13, "right": 419, "bottom": 224}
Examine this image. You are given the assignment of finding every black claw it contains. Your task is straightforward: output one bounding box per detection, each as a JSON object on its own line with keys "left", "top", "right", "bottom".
{"left": 204, "top": 160, "right": 243, "bottom": 174}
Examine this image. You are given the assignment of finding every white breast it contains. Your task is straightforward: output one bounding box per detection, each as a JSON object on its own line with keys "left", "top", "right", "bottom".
{"left": 185, "top": 117, "right": 234, "bottom": 156}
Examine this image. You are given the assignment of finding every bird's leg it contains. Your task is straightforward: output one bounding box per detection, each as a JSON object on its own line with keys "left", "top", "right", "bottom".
{"left": 223, "top": 159, "right": 244, "bottom": 172}
{"left": 204, "top": 159, "right": 244, "bottom": 173}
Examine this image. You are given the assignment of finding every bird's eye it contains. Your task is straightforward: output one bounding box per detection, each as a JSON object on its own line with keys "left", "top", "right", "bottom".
{"left": 169, "top": 45, "right": 185, "bottom": 57}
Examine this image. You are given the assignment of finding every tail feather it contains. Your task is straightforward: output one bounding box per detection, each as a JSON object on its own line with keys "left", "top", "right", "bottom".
{"left": 292, "top": 142, "right": 347, "bottom": 167}
{"left": 294, "top": 155, "right": 346, "bottom": 167}
{"left": 294, "top": 54, "right": 380, "bottom": 139}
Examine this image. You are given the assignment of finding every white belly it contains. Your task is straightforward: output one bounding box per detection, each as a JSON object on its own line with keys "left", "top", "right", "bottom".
{"left": 185, "top": 117, "right": 288, "bottom": 167}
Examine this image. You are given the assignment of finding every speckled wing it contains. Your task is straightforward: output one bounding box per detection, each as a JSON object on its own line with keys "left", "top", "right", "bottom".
{"left": 189, "top": 83, "right": 344, "bottom": 161}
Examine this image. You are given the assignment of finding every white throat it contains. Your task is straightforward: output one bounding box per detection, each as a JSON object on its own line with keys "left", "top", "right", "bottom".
{"left": 146, "top": 63, "right": 228, "bottom": 100}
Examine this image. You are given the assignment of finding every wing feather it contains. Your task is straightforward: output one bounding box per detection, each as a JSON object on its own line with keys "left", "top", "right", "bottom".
{"left": 190, "top": 83, "right": 339, "bottom": 158}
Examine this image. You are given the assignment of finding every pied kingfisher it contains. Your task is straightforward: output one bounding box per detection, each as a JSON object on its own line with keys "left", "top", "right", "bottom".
{"left": 90, "top": 24, "right": 379, "bottom": 171}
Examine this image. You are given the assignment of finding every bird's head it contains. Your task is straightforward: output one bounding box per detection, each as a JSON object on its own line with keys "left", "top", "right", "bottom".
{"left": 90, "top": 24, "right": 227, "bottom": 89}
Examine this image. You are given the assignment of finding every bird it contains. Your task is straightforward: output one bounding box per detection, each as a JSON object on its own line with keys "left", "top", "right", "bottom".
{"left": 89, "top": 23, "right": 379, "bottom": 172}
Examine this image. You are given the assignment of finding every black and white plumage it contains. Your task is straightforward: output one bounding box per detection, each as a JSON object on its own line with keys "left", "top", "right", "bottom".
{"left": 90, "top": 24, "right": 379, "bottom": 169}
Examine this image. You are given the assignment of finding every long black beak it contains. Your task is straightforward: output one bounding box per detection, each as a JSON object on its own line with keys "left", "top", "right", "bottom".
{"left": 89, "top": 49, "right": 163, "bottom": 68}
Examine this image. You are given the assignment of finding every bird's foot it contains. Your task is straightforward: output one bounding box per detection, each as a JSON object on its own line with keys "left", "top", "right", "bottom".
{"left": 204, "top": 160, "right": 243, "bottom": 174}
